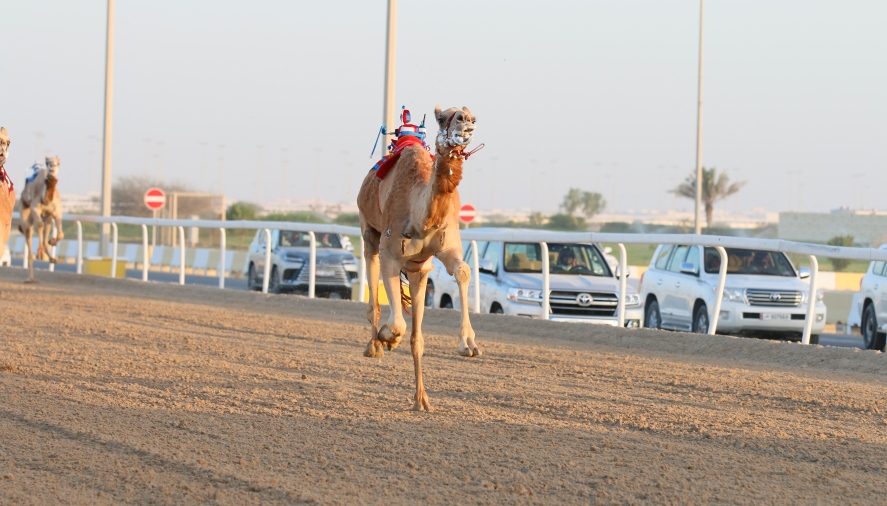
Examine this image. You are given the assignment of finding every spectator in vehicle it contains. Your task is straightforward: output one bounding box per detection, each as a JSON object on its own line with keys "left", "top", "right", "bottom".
{"left": 557, "top": 249, "right": 584, "bottom": 271}
{"left": 319, "top": 233, "right": 333, "bottom": 248}
{"left": 751, "top": 251, "right": 776, "bottom": 274}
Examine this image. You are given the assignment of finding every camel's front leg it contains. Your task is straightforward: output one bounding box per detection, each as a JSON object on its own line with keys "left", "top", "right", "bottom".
{"left": 436, "top": 248, "right": 481, "bottom": 357}
{"left": 49, "top": 214, "right": 64, "bottom": 246}
{"left": 378, "top": 256, "right": 407, "bottom": 351}
{"left": 362, "top": 229, "right": 385, "bottom": 358}
{"left": 24, "top": 227, "right": 36, "bottom": 283}
{"left": 406, "top": 269, "right": 432, "bottom": 411}
{"left": 39, "top": 219, "right": 56, "bottom": 263}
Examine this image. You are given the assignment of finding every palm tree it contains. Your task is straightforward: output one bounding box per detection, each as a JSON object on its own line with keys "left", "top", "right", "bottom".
{"left": 670, "top": 167, "right": 745, "bottom": 228}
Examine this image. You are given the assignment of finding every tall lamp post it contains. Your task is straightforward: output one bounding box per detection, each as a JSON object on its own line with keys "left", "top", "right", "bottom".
{"left": 693, "top": 0, "right": 705, "bottom": 235}
{"left": 99, "top": 0, "right": 115, "bottom": 255}
{"left": 382, "top": 0, "right": 397, "bottom": 142}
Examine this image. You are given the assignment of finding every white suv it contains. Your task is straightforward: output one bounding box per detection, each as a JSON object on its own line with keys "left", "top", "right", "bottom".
{"left": 639, "top": 245, "right": 826, "bottom": 343}
{"left": 426, "top": 232, "right": 644, "bottom": 327}
{"left": 858, "top": 244, "right": 887, "bottom": 350}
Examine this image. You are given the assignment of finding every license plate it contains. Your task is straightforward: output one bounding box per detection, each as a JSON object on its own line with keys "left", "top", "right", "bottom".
{"left": 761, "top": 313, "right": 790, "bottom": 321}
{"left": 316, "top": 268, "right": 335, "bottom": 277}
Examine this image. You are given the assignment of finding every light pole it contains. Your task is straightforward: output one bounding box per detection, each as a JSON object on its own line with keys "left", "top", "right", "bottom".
{"left": 693, "top": 0, "right": 705, "bottom": 235}
{"left": 382, "top": 0, "right": 397, "bottom": 141}
{"left": 100, "top": 0, "right": 115, "bottom": 255}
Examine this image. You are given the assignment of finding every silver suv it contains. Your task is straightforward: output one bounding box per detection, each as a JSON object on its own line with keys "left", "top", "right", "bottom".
{"left": 858, "top": 244, "right": 887, "bottom": 350}
{"left": 246, "top": 230, "right": 358, "bottom": 297}
{"left": 639, "top": 245, "right": 826, "bottom": 343}
{"left": 426, "top": 232, "right": 644, "bottom": 326}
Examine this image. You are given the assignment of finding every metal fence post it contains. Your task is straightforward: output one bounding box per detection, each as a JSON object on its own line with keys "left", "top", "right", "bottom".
{"left": 262, "top": 228, "right": 271, "bottom": 294}
{"left": 802, "top": 255, "right": 819, "bottom": 345}
{"left": 709, "top": 246, "right": 728, "bottom": 335}
{"left": 358, "top": 235, "right": 367, "bottom": 303}
{"left": 617, "top": 243, "right": 627, "bottom": 327}
{"left": 141, "top": 224, "right": 149, "bottom": 281}
{"left": 308, "top": 231, "right": 316, "bottom": 298}
{"left": 541, "top": 242, "right": 550, "bottom": 321}
{"left": 110, "top": 223, "right": 118, "bottom": 278}
{"left": 218, "top": 227, "right": 226, "bottom": 289}
{"left": 470, "top": 240, "right": 480, "bottom": 313}
{"left": 178, "top": 226, "right": 186, "bottom": 285}
{"left": 76, "top": 221, "right": 83, "bottom": 274}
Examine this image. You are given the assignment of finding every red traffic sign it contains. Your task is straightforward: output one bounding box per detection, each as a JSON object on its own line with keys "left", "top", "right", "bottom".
{"left": 144, "top": 187, "right": 166, "bottom": 211}
{"left": 458, "top": 204, "right": 476, "bottom": 224}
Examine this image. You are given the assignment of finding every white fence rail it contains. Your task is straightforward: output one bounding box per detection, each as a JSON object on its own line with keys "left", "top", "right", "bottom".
{"left": 12, "top": 213, "right": 887, "bottom": 345}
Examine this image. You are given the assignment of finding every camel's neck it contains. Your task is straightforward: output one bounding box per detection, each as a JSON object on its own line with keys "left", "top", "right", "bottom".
{"left": 413, "top": 146, "right": 464, "bottom": 231}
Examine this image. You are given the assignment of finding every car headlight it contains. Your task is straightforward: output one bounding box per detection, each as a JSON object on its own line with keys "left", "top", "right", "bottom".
{"left": 506, "top": 287, "right": 543, "bottom": 305}
{"left": 801, "top": 290, "right": 825, "bottom": 303}
{"left": 715, "top": 286, "right": 745, "bottom": 302}
{"left": 624, "top": 293, "right": 641, "bottom": 307}
{"left": 342, "top": 256, "right": 357, "bottom": 272}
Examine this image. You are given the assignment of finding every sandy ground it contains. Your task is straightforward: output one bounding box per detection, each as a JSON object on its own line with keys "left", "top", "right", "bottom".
{"left": 2, "top": 268, "right": 887, "bottom": 505}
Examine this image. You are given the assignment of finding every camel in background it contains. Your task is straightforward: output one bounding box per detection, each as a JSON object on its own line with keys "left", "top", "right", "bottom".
{"left": 357, "top": 104, "right": 480, "bottom": 411}
{"left": 0, "top": 127, "right": 13, "bottom": 254}
{"left": 19, "top": 156, "right": 63, "bottom": 282}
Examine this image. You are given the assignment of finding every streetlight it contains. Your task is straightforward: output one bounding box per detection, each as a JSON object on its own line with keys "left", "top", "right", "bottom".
{"left": 693, "top": 0, "right": 705, "bottom": 235}
{"left": 382, "top": 0, "right": 397, "bottom": 141}
{"left": 99, "top": 0, "right": 115, "bottom": 255}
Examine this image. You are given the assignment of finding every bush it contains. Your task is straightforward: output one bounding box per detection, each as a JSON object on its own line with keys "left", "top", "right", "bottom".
{"left": 827, "top": 235, "right": 855, "bottom": 272}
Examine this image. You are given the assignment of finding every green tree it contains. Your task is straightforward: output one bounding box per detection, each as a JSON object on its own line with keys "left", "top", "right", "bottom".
{"left": 827, "top": 235, "right": 855, "bottom": 272}
{"left": 548, "top": 213, "right": 585, "bottom": 231}
{"left": 527, "top": 212, "right": 547, "bottom": 227}
{"left": 560, "top": 188, "right": 606, "bottom": 227}
{"left": 226, "top": 202, "right": 257, "bottom": 221}
{"left": 670, "top": 167, "right": 745, "bottom": 228}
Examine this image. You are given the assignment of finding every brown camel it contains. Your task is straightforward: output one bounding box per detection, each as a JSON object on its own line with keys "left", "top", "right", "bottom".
{"left": 357, "top": 104, "right": 480, "bottom": 412}
{"left": 19, "top": 156, "right": 64, "bottom": 282}
{"left": 0, "top": 127, "right": 14, "bottom": 254}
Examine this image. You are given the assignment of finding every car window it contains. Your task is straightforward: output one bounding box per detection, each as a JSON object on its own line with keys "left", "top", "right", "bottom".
{"left": 316, "top": 233, "right": 342, "bottom": 249}
{"left": 654, "top": 246, "right": 672, "bottom": 270}
{"left": 548, "top": 243, "right": 610, "bottom": 276}
{"left": 482, "top": 242, "right": 499, "bottom": 272}
{"left": 256, "top": 230, "right": 265, "bottom": 247}
{"left": 279, "top": 231, "right": 311, "bottom": 247}
{"left": 873, "top": 261, "right": 886, "bottom": 276}
{"left": 684, "top": 246, "right": 700, "bottom": 274}
{"left": 704, "top": 248, "right": 795, "bottom": 276}
{"left": 666, "top": 246, "right": 689, "bottom": 273}
{"left": 465, "top": 241, "right": 488, "bottom": 263}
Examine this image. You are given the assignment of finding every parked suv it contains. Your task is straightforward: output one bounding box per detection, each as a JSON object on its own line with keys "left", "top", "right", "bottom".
{"left": 246, "top": 230, "right": 358, "bottom": 298}
{"left": 426, "top": 231, "right": 644, "bottom": 327}
{"left": 857, "top": 244, "right": 887, "bottom": 350}
{"left": 639, "top": 245, "right": 826, "bottom": 343}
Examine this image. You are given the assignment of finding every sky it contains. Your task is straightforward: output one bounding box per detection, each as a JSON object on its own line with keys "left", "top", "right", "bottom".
{"left": 3, "top": 0, "right": 886, "bottom": 216}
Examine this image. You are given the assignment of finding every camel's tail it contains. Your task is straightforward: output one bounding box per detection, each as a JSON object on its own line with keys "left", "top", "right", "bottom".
{"left": 399, "top": 271, "right": 413, "bottom": 316}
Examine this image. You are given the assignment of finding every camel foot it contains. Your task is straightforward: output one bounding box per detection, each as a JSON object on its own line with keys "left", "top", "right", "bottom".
{"left": 363, "top": 340, "right": 385, "bottom": 358}
{"left": 378, "top": 324, "right": 404, "bottom": 350}
{"left": 458, "top": 342, "right": 482, "bottom": 357}
{"left": 412, "top": 392, "right": 432, "bottom": 412}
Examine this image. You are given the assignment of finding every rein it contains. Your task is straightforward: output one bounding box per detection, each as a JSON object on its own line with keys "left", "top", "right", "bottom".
{"left": 0, "top": 165, "right": 12, "bottom": 192}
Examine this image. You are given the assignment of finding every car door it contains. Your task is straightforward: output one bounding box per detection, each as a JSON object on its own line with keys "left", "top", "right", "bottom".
{"left": 251, "top": 230, "right": 266, "bottom": 280}
{"left": 680, "top": 245, "right": 705, "bottom": 323}
{"left": 478, "top": 241, "right": 502, "bottom": 312}
{"left": 642, "top": 245, "right": 673, "bottom": 324}
{"left": 660, "top": 245, "right": 691, "bottom": 329}
{"left": 464, "top": 240, "right": 489, "bottom": 311}
{"left": 875, "top": 259, "right": 887, "bottom": 326}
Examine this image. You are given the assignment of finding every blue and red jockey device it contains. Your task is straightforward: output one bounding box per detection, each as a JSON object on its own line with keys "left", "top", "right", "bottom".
{"left": 369, "top": 106, "right": 431, "bottom": 180}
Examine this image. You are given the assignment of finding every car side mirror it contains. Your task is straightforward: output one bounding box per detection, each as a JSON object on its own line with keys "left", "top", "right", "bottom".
{"left": 479, "top": 258, "right": 495, "bottom": 273}
{"left": 615, "top": 265, "right": 631, "bottom": 279}
{"left": 680, "top": 262, "right": 699, "bottom": 275}
{"left": 798, "top": 266, "right": 811, "bottom": 279}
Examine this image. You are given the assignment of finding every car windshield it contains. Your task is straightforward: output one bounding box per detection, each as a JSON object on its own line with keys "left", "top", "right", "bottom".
{"left": 278, "top": 231, "right": 342, "bottom": 249}
{"left": 504, "top": 242, "right": 611, "bottom": 276}
{"left": 703, "top": 247, "right": 796, "bottom": 276}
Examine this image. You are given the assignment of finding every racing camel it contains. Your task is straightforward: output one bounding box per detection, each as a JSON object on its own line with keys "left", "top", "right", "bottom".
{"left": 357, "top": 105, "right": 480, "bottom": 411}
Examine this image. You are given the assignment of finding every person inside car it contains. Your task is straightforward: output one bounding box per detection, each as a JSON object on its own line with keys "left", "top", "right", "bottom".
{"left": 556, "top": 249, "right": 585, "bottom": 271}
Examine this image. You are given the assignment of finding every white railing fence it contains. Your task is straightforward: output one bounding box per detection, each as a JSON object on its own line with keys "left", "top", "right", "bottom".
{"left": 11, "top": 214, "right": 887, "bottom": 345}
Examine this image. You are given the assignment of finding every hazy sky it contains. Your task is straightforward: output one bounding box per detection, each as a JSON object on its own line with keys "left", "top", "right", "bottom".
{"left": 3, "top": 1, "right": 885, "bottom": 216}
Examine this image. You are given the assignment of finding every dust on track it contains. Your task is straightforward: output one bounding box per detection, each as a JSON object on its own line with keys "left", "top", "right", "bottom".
{"left": 2, "top": 268, "right": 887, "bottom": 505}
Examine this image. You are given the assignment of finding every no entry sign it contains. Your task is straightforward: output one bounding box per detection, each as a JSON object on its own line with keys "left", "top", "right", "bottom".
{"left": 458, "top": 204, "right": 476, "bottom": 224}
{"left": 144, "top": 188, "right": 166, "bottom": 211}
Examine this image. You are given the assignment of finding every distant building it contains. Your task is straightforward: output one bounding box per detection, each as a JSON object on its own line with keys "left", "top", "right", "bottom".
{"left": 779, "top": 208, "right": 887, "bottom": 246}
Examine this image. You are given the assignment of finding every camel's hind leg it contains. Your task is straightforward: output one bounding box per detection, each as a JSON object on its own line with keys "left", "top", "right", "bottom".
{"left": 377, "top": 253, "right": 407, "bottom": 351}
{"left": 362, "top": 226, "right": 385, "bottom": 358}
{"left": 436, "top": 248, "right": 481, "bottom": 357}
{"left": 406, "top": 269, "right": 432, "bottom": 411}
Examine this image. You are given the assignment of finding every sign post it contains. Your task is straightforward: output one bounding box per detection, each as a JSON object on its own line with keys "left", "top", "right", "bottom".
{"left": 458, "top": 204, "right": 476, "bottom": 226}
{"left": 144, "top": 188, "right": 166, "bottom": 247}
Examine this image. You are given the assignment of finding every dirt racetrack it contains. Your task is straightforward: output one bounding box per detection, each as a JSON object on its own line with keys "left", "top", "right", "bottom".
{"left": 2, "top": 268, "right": 887, "bottom": 505}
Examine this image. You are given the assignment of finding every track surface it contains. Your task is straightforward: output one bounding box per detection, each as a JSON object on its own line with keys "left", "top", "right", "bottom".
{"left": 2, "top": 268, "right": 887, "bottom": 505}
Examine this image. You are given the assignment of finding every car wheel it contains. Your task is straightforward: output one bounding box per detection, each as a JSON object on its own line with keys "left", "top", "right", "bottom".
{"left": 424, "top": 280, "right": 435, "bottom": 308}
{"left": 248, "top": 264, "right": 259, "bottom": 291}
{"left": 645, "top": 299, "right": 661, "bottom": 330}
{"left": 328, "top": 291, "right": 343, "bottom": 300}
{"left": 441, "top": 295, "right": 454, "bottom": 309}
{"left": 491, "top": 303, "right": 504, "bottom": 314}
{"left": 692, "top": 304, "right": 709, "bottom": 334}
{"left": 862, "top": 304, "right": 885, "bottom": 350}
{"left": 808, "top": 334, "right": 820, "bottom": 345}
{"left": 268, "top": 266, "right": 280, "bottom": 294}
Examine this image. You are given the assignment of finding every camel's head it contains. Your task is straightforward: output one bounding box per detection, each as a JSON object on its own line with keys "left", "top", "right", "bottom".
{"left": 0, "top": 127, "right": 9, "bottom": 166}
{"left": 45, "top": 156, "right": 60, "bottom": 179}
{"left": 434, "top": 105, "right": 476, "bottom": 148}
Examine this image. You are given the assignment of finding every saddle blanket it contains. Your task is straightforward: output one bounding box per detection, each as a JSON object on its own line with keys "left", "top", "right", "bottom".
{"left": 372, "top": 136, "right": 430, "bottom": 180}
